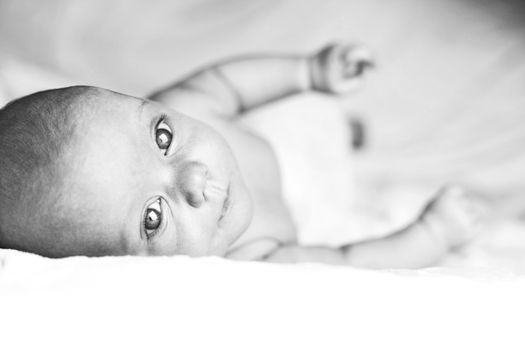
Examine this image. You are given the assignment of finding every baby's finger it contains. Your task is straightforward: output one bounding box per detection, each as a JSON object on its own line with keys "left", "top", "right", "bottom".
{"left": 343, "top": 46, "right": 375, "bottom": 78}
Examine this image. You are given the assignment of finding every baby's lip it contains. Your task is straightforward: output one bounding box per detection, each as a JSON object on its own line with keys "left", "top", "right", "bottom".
{"left": 218, "top": 183, "right": 232, "bottom": 222}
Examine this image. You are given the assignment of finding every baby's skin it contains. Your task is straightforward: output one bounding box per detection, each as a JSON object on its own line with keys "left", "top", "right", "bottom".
{"left": 0, "top": 43, "right": 483, "bottom": 267}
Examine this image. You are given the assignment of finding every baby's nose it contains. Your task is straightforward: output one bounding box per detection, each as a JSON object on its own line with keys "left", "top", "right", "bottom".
{"left": 178, "top": 161, "right": 209, "bottom": 208}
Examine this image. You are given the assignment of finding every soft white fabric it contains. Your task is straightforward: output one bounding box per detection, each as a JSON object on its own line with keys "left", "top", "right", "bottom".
{"left": 1, "top": 217, "right": 525, "bottom": 349}
{"left": 0, "top": 247, "right": 524, "bottom": 350}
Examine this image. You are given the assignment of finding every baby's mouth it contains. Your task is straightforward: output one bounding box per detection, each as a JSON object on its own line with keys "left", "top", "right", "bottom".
{"left": 204, "top": 179, "right": 231, "bottom": 223}
{"left": 218, "top": 183, "right": 232, "bottom": 222}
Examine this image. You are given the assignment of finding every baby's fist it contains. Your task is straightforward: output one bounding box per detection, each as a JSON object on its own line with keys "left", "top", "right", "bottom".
{"left": 309, "top": 43, "right": 374, "bottom": 94}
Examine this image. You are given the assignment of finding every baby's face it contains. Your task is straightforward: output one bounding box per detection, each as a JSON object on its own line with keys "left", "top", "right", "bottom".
{"left": 53, "top": 88, "right": 253, "bottom": 256}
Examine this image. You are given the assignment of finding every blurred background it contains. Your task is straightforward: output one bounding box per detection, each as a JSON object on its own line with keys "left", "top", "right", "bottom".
{"left": 0, "top": 0, "right": 524, "bottom": 242}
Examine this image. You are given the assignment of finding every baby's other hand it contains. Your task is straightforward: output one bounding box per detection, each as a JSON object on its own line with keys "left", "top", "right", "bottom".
{"left": 309, "top": 43, "right": 374, "bottom": 94}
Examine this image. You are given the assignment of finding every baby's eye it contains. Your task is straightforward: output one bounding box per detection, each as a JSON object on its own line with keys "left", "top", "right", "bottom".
{"left": 144, "top": 199, "right": 163, "bottom": 239}
{"left": 155, "top": 118, "right": 173, "bottom": 154}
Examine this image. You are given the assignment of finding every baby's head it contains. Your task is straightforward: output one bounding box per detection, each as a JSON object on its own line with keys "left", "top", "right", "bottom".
{"left": 0, "top": 86, "right": 252, "bottom": 257}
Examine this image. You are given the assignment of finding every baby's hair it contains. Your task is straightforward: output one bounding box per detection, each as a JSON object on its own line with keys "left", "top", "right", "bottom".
{"left": 0, "top": 86, "right": 91, "bottom": 250}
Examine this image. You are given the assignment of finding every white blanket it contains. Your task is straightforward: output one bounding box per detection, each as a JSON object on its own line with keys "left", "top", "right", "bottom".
{"left": 1, "top": 218, "right": 525, "bottom": 349}
{"left": 1, "top": 247, "right": 524, "bottom": 350}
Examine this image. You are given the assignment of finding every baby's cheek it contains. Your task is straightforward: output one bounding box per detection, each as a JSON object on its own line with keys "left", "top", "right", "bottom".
{"left": 149, "top": 230, "right": 179, "bottom": 256}
{"left": 168, "top": 215, "right": 216, "bottom": 256}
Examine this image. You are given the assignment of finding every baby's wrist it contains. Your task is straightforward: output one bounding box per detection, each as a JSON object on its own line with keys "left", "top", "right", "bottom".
{"left": 298, "top": 56, "right": 313, "bottom": 92}
{"left": 306, "top": 52, "right": 330, "bottom": 93}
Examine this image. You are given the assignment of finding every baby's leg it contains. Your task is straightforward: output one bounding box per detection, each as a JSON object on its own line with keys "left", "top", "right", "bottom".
{"left": 344, "top": 186, "right": 484, "bottom": 268}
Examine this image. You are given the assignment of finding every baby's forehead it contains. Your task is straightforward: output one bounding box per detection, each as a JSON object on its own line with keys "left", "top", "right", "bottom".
{"left": 0, "top": 86, "right": 149, "bottom": 256}
{"left": 67, "top": 87, "right": 141, "bottom": 120}
{"left": 23, "top": 87, "right": 144, "bottom": 177}
{"left": 57, "top": 90, "right": 149, "bottom": 229}
{"left": 5, "top": 86, "right": 142, "bottom": 135}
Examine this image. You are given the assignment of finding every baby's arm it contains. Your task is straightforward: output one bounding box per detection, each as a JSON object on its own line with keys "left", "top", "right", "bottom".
{"left": 148, "top": 43, "right": 373, "bottom": 118}
{"left": 265, "top": 224, "right": 445, "bottom": 268}
{"left": 260, "top": 187, "right": 482, "bottom": 268}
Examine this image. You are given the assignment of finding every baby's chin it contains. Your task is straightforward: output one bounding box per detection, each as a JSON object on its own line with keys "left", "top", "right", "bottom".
{"left": 218, "top": 175, "right": 253, "bottom": 248}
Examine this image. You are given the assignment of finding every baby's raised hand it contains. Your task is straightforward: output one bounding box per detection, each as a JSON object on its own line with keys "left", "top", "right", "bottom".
{"left": 309, "top": 43, "right": 374, "bottom": 94}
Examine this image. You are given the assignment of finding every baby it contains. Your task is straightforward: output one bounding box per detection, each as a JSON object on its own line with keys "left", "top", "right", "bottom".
{"left": 0, "top": 43, "right": 482, "bottom": 268}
